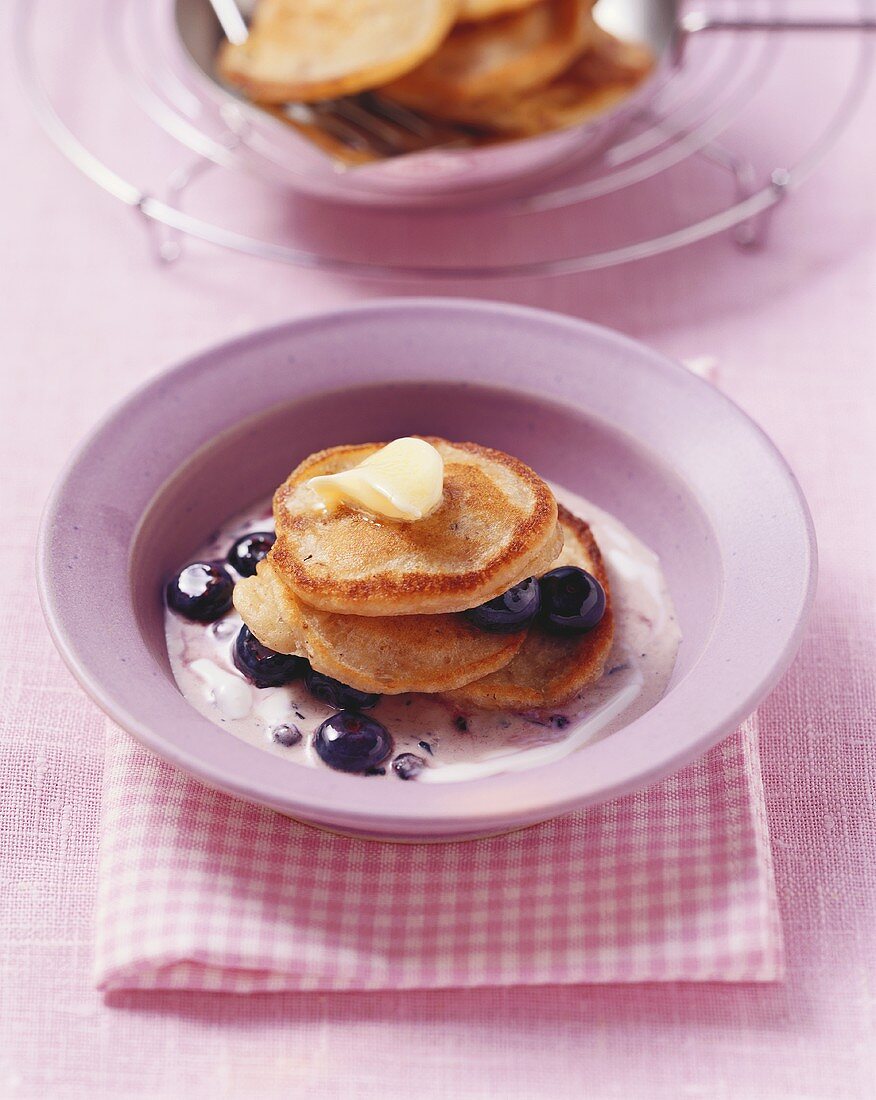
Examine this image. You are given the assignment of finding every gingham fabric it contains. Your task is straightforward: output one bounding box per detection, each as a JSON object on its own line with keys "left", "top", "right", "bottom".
{"left": 94, "top": 714, "right": 782, "bottom": 992}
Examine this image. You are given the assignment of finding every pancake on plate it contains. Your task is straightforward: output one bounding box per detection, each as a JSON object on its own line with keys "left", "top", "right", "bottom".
{"left": 446, "top": 504, "right": 614, "bottom": 709}
{"left": 473, "top": 27, "right": 655, "bottom": 135}
{"left": 458, "top": 0, "right": 543, "bottom": 22}
{"left": 382, "top": 0, "right": 596, "bottom": 110}
{"left": 270, "top": 439, "right": 562, "bottom": 617}
{"left": 233, "top": 558, "right": 531, "bottom": 694}
{"left": 218, "top": 0, "right": 458, "bottom": 104}
{"left": 214, "top": 0, "right": 655, "bottom": 161}
{"left": 386, "top": 23, "right": 652, "bottom": 134}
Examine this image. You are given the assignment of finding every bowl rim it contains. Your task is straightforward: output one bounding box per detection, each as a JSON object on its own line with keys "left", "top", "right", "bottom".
{"left": 37, "top": 299, "right": 817, "bottom": 836}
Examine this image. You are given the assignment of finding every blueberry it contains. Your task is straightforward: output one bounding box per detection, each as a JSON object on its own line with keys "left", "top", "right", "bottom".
{"left": 314, "top": 711, "right": 393, "bottom": 773}
{"left": 166, "top": 562, "right": 234, "bottom": 622}
{"left": 304, "top": 666, "right": 380, "bottom": 711}
{"left": 539, "top": 566, "right": 606, "bottom": 635}
{"left": 464, "top": 577, "right": 540, "bottom": 633}
{"left": 270, "top": 724, "right": 302, "bottom": 747}
{"left": 233, "top": 626, "right": 307, "bottom": 688}
{"left": 227, "top": 531, "right": 275, "bottom": 578}
{"left": 393, "top": 753, "right": 426, "bottom": 780}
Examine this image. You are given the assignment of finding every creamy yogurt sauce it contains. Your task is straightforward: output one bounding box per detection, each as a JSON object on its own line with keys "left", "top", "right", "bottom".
{"left": 165, "top": 483, "right": 680, "bottom": 782}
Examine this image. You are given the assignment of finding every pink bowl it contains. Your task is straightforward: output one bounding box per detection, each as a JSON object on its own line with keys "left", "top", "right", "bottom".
{"left": 37, "top": 300, "right": 815, "bottom": 840}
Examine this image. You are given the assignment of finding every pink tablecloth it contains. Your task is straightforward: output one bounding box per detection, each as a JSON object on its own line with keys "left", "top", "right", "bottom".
{"left": 96, "top": 718, "right": 781, "bottom": 993}
{"left": 2, "top": 9, "right": 875, "bottom": 1099}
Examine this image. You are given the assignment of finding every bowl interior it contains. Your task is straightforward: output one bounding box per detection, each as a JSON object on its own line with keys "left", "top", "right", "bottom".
{"left": 134, "top": 381, "right": 719, "bottom": 695}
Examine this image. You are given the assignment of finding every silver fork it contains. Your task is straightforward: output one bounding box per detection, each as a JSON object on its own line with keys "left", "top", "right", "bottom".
{"left": 207, "top": 0, "right": 474, "bottom": 159}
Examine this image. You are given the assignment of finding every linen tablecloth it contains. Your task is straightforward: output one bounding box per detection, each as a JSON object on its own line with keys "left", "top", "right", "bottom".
{"left": 2, "top": 7, "right": 875, "bottom": 1096}
{"left": 95, "top": 718, "right": 780, "bottom": 993}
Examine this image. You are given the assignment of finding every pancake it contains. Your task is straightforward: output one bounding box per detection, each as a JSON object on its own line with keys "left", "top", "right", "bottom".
{"left": 232, "top": 551, "right": 307, "bottom": 657}
{"left": 382, "top": 0, "right": 596, "bottom": 110}
{"left": 217, "top": 0, "right": 458, "bottom": 104}
{"left": 474, "top": 31, "right": 654, "bottom": 135}
{"left": 271, "top": 439, "right": 562, "bottom": 617}
{"left": 440, "top": 68, "right": 634, "bottom": 135}
{"left": 459, "top": 0, "right": 543, "bottom": 21}
{"left": 233, "top": 559, "right": 528, "bottom": 695}
{"left": 446, "top": 505, "right": 614, "bottom": 709}
{"left": 390, "top": 25, "right": 652, "bottom": 134}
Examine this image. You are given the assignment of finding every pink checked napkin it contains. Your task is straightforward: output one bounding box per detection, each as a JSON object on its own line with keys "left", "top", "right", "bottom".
{"left": 95, "top": 715, "right": 783, "bottom": 993}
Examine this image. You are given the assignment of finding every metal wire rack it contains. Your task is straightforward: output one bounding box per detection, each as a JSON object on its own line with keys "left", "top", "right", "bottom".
{"left": 15, "top": 0, "right": 876, "bottom": 280}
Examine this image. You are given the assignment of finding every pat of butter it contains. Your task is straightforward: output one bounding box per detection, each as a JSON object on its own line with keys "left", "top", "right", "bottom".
{"left": 306, "top": 438, "right": 444, "bottom": 522}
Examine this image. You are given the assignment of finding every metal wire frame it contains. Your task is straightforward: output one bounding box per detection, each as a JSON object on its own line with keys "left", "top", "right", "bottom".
{"left": 13, "top": 0, "right": 876, "bottom": 280}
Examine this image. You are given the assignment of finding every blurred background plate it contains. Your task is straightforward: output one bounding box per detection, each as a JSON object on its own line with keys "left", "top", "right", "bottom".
{"left": 14, "top": 0, "right": 875, "bottom": 276}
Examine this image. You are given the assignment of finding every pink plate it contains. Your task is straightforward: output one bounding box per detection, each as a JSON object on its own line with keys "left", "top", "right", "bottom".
{"left": 37, "top": 300, "right": 815, "bottom": 840}
{"left": 162, "top": 0, "right": 669, "bottom": 206}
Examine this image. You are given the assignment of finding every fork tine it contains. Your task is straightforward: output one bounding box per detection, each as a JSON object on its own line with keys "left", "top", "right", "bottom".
{"left": 357, "top": 94, "right": 443, "bottom": 140}
{"left": 316, "top": 98, "right": 472, "bottom": 158}
{"left": 283, "top": 103, "right": 374, "bottom": 154}
{"left": 318, "top": 99, "right": 413, "bottom": 152}
{"left": 207, "top": 0, "right": 250, "bottom": 45}
{"left": 209, "top": 0, "right": 474, "bottom": 159}
{"left": 346, "top": 96, "right": 477, "bottom": 153}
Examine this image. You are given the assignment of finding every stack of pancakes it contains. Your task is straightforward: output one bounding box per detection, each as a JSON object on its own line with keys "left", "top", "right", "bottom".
{"left": 217, "top": 0, "right": 653, "bottom": 162}
{"left": 233, "top": 439, "right": 614, "bottom": 710}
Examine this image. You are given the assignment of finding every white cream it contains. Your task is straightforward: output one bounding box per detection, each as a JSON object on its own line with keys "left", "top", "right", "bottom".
{"left": 189, "top": 659, "right": 253, "bottom": 721}
{"left": 255, "top": 690, "right": 300, "bottom": 727}
{"left": 417, "top": 679, "right": 643, "bottom": 783}
{"left": 165, "top": 484, "right": 681, "bottom": 782}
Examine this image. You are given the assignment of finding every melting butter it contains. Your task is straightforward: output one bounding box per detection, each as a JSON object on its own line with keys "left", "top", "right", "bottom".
{"left": 306, "top": 437, "right": 444, "bottom": 522}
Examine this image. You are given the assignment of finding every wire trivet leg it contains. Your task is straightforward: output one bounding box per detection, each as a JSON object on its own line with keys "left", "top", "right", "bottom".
{"left": 695, "top": 142, "right": 789, "bottom": 248}
{"left": 137, "top": 153, "right": 225, "bottom": 264}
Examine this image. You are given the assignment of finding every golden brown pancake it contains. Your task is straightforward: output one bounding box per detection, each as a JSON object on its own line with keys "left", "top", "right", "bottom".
{"left": 233, "top": 559, "right": 529, "bottom": 694}
{"left": 385, "top": 25, "right": 652, "bottom": 134}
{"left": 446, "top": 505, "right": 614, "bottom": 709}
{"left": 478, "top": 29, "right": 654, "bottom": 135}
{"left": 458, "top": 0, "right": 543, "bottom": 22}
{"left": 217, "top": 0, "right": 458, "bottom": 104}
{"left": 270, "top": 439, "right": 562, "bottom": 617}
{"left": 232, "top": 551, "right": 307, "bottom": 657}
{"left": 382, "top": 0, "right": 596, "bottom": 110}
